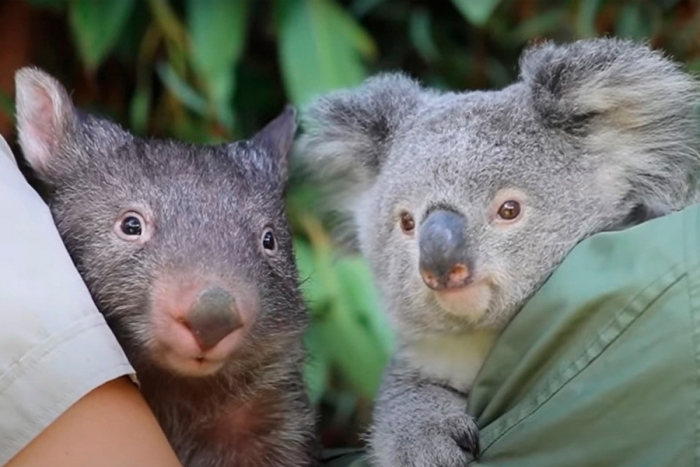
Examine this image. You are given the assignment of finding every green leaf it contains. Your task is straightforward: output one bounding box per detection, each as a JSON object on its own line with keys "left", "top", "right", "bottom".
{"left": 155, "top": 62, "right": 208, "bottom": 116}
{"left": 294, "top": 238, "right": 333, "bottom": 310}
{"left": 26, "top": 0, "right": 66, "bottom": 8}
{"left": 303, "top": 325, "right": 331, "bottom": 404}
{"left": 0, "top": 91, "right": 14, "bottom": 122}
{"left": 615, "top": 4, "right": 650, "bottom": 41}
{"left": 129, "top": 86, "right": 151, "bottom": 135}
{"left": 409, "top": 7, "right": 440, "bottom": 62}
{"left": 333, "top": 256, "right": 394, "bottom": 356}
{"left": 68, "top": 0, "right": 135, "bottom": 70}
{"left": 451, "top": 0, "right": 502, "bottom": 26}
{"left": 276, "top": 0, "right": 377, "bottom": 106}
{"left": 507, "top": 9, "right": 568, "bottom": 43}
{"left": 576, "top": 0, "right": 602, "bottom": 38}
{"left": 186, "top": 0, "right": 251, "bottom": 114}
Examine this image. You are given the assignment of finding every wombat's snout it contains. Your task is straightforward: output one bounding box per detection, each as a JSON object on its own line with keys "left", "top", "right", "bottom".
{"left": 419, "top": 210, "right": 472, "bottom": 291}
{"left": 184, "top": 287, "right": 243, "bottom": 351}
{"left": 151, "top": 278, "right": 257, "bottom": 376}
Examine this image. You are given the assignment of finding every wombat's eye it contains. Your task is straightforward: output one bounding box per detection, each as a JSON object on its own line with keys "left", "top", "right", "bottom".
{"left": 121, "top": 216, "right": 142, "bottom": 236}
{"left": 116, "top": 211, "right": 146, "bottom": 241}
{"left": 497, "top": 200, "right": 521, "bottom": 221}
{"left": 261, "top": 229, "right": 277, "bottom": 254}
{"left": 400, "top": 212, "right": 415, "bottom": 234}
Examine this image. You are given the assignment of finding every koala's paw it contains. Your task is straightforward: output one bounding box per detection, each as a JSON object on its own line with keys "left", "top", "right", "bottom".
{"left": 373, "top": 414, "right": 480, "bottom": 467}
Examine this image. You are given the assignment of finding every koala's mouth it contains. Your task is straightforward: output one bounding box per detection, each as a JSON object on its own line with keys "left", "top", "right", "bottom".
{"left": 430, "top": 279, "right": 493, "bottom": 323}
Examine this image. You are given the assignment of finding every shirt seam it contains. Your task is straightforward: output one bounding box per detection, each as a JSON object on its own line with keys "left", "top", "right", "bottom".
{"left": 0, "top": 312, "right": 112, "bottom": 394}
{"left": 682, "top": 204, "right": 700, "bottom": 467}
{"left": 478, "top": 263, "right": 685, "bottom": 455}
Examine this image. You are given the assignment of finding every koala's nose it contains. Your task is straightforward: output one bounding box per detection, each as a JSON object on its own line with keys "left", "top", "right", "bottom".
{"left": 183, "top": 287, "right": 243, "bottom": 351}
{"left": 419, "top": 210, "right": 472, "bottom": 291}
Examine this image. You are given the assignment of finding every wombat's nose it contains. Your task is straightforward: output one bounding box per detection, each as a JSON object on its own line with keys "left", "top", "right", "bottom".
{"left": 418, "top": 210, "right": 472, "bottom": 291}
{"left": 183, "top": 287, "right": 243, "bottom": 351}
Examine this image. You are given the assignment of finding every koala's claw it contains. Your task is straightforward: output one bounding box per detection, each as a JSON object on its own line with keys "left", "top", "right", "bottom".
{"left": 447, "top": 414, "right": 480, "bottom": 459}
{"left": 375, "top": 415, "right": 480, "bottom": 467}
{"left": 454, "top": 422, "right": 480, "bottom": 458}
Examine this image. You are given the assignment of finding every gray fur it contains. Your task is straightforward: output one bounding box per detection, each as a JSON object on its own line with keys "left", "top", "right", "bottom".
{"left": 296, "top": 37, "right": 700, "bottom": 466}
{"left": 15, "top": 67, "right": 318, "bottom": 467}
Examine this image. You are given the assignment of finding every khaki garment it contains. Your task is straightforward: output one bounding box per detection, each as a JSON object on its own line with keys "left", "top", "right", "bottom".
{"left": 0, "top": 136, "right": 134, "bottom": 465}
{"left": 323, "top": 202, "right": 700, "bottom": 467}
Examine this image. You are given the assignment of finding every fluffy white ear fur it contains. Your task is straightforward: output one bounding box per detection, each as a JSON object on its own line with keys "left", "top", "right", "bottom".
{"left": 15, "top": 67, "right": 75, "bottom": 175}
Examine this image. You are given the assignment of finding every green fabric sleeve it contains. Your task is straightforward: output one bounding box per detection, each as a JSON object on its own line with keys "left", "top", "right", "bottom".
{"left": 321, "top": 202, "right": 700, "bottom": 467}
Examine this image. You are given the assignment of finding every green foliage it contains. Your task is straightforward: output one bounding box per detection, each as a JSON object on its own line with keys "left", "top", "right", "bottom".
{"left": 14, "top": 0, "right": 700, "bottom": 446}
{"left": 69, "top": 0, "right": 136, "bottom": 71}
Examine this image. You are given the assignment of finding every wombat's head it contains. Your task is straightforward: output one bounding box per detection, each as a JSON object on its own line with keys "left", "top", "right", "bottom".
{"left": 15, "top": 67, "right": 306, "bottom": 378}
{"left": 297, "top": 38, "right": 700, "bottom": 338}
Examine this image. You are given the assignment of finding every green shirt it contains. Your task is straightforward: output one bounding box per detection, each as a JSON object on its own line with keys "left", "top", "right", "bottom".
{"left": 323, "top": 202, "right": 700, "bottom": 467}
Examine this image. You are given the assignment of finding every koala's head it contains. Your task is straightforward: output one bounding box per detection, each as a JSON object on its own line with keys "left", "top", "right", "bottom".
{"left": 297, "top": 38, "right": 700, "bottom": 339}
{"left": 15, "top": 67, "right": 306, "bottom": 378}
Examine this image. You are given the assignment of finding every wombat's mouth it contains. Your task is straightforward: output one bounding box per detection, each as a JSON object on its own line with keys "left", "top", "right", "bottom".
{"left": 148, "top": 276, "right": 259, "bottom": 378}
{"left": 153, "top": 317, "right": 249, "bottom": 377}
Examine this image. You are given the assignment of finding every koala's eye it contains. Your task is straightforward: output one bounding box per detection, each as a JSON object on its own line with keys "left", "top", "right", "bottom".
{"left": 262, "top": 229, "right": 277, "bottom": 255}
{"left": 497, "top": 200, "right": 521, "bottom": 221}
{"left": 400, "top": 212, "right": 415, "bottom": 234}
{"left": 116, "top": 211, "right": 147, "bottom": 242}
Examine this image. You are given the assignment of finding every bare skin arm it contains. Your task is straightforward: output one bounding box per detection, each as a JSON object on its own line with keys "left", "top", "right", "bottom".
{"left": 6, "top": 377, "right": 183, "bottom": 467}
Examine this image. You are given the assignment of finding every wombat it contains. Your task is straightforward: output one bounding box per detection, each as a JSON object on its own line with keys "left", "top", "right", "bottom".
{"left": 14, "top": 67, "right": 318, "bottom": 467}
{"left": 296, "top": 38, "right": 700, "bottom": 466}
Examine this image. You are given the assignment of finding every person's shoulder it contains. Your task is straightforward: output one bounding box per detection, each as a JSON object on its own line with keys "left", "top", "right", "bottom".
{"left": 0, "top": 133, "right": 17, "bottom": 166}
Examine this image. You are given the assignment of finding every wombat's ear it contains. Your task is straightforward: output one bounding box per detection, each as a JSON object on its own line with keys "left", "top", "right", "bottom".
{"left": 250, "top": 105, "right": 297, "bottom": 181}
{"left": 14, "top": 67, "right": 77, "bottom": 177}
{"left": 522, "top": 38, "right": 700, "bottom": 213}
{"left": 294, "top": 72, "right": 424, "bottom": 211}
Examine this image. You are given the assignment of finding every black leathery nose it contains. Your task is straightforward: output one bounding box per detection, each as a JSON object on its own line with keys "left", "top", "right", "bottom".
{"left": 186, "top": 287, "right": 242, "bottom": 350}
{"left": 419, "top": 210, "right": 470, "bottom": 282}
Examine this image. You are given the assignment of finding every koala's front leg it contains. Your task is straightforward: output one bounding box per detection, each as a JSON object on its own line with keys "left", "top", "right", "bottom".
{"left": 368, "top": 357, "right": 478, "bottom": 467}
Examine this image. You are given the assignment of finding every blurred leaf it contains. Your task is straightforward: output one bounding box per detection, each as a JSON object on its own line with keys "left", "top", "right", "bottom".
{"left": 687, "top": 57, "right": 700, "bottom": 73}
{"left": 156, "top": 62, "right": 208, "bottom": 115}
{"left": 0, "top": 91, "right": 14, "bottom": 122}
{"left": 294, "top": 237, "right": 333, "bottom": 309}
{"left": 508, "top": 9, "right": 568, "bottom": 43}
{"left": 68, "top": 0, "right": 135, "bottom": 70}
{"left": 187, "top": 0, "right": 251, "bottom": 123}
{"left": 451, "top": 0, "right": 501, "bottom": 26}
{"left": 616, "top": 4, "right": 650, "bottom": 41}
{"left": 26, "top": 0, "right": 66, "bottom": 8}
{"left": 129, "top": 86, "right": 151, "bottom": 135}
{"left": 409, "top": 7, "right": 440, "bottom": 62}
{"left": 304, "top": 325, "right": 331, "bottom": 404}
{"left": 333, "top": 257, "right": 394, "bottom": 356}
{"left": 576, "top": 0, "right": 602, "bottom": 38}
{"left": 276, "top": 0, "right": 377, "bottom": 106}
{"left": 350, "top": 0, "right": 386, "bottom": 17}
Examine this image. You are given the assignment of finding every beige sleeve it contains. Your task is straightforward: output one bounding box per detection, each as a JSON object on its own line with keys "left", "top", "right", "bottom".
{"left": 0, "top": 135, "right": 135, "bottom": 466}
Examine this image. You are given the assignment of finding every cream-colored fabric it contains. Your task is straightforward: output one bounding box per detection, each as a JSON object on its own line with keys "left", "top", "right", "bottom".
{"left": 0, "top": 135, "right": 134, "bottom": 466}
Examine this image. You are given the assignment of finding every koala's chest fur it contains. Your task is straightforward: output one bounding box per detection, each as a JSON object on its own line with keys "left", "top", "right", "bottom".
{"left": 401, "top": 330, "right": 498, "bottom": 393}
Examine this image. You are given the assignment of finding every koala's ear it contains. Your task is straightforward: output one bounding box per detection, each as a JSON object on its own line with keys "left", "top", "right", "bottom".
{"left": 295, "top": 72, "right": 425, "bottom": 202}
{"left": 522, "top": 38, "right": 700, "bottom": 214}
{"left": 250, "top": 105, "right": 298, "bottom": 182}
{"left": 15, "top": 67, "right": 78, "bottom": 177}
{"left": 521, "top": 38, "right": 698, "bottom": 133}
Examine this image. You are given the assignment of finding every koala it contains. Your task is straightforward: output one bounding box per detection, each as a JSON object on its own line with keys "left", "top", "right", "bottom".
{"left": 296, "top": 38, "right": 700, "bottom": 467}
{"left": 14, "top": 67, "right": 319, "bottom": 467}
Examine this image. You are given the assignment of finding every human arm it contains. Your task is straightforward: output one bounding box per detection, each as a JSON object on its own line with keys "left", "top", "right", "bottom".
{"left": 0, "top": 135, "right": 181, "bottom": 467}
